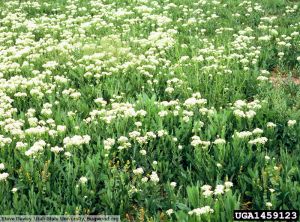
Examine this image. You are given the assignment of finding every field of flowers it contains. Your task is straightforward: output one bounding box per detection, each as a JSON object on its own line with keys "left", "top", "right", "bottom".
{"left": 0, "top": 0, "right": 300, "bottom": 221}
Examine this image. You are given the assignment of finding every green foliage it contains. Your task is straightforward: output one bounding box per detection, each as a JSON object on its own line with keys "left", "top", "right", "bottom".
{"left": 0, "top": 0, "right": 300, "bottom": 221}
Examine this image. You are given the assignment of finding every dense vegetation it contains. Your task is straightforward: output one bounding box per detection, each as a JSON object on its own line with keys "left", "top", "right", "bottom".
{"left": 0, "top": 0, "right": 300, "bottom": 221}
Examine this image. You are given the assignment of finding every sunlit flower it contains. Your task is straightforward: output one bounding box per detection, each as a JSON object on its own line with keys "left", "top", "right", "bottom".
{"left": 79, "top": 177, "right": 88, "bottom": 184}
{"left": 266, "top": 202, "right": 272, "bottom": 207}
{"left": 166, "top": 209, "right": 174, "bottom": 216}
{"left": 288, "top": 120, "right": 296, "bottom": 127}
{"left": 0, "top": 163, "right": 5, "bottom": 170}
{"left": 133, "top": 168, "right": 144, "bottom": 175}
{"left": 188, "top": 206, "right": 214, "bottom": 216}
{"left": 214, "top": 185, "right": 225, "bottom": 195}
{"left": 10, "top": 187, "right": 18, "bottom": 193}
{"left": 170, "top": 182, "right": 177, "bottom": 188}
{"left": 150, "top": 171, "right": 159, "bottom": 183}
{"left": 0, "top": 173, "right": 9, "bottom": 181}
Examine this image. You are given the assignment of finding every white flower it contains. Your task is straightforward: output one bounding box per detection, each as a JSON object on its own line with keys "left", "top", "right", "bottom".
{"left": 129, "top": 131, "right": 141, "bottom": 138}
{"left": 94, "top": 98, "right": 107, "bottom": 106}
{"left": 136, "top": 136, "right": 148, "bottom": 145}
{"left": 134, "top": 122, "right": 142, "bottom": 127}
{"left": 165, "top": 87, "right": 174, "bottom": 93}
{"left": 118, "top": 136, "right": 129, "bottom": 143}
{"left": 133, "top": 167, "right": 144, "bottom": 175}
{"left": 191, "top": 136, "right": 210, "bottom": 147}
{"left": 234, "top": 131, "right": 252, "bottom": 139}
{"left": 166, "top": 209, "right": 174, "bottom": 216}
{"left": 224, "top": 181, "right": 233, "bottom": 188}
{"left": 16, "top": 142, "right": 27, "bottom": 149}
{"left": 129, "top": 185, "right": 139, "bottom": 194}
{"left": 248, "top": 137, "right": 268, "bottom": 145}
{"left": 183, "top": 116, "right": 190, "bottom": 122}
{"left": 265, "top": 155, "right": 270, "bottom": 161}
{"left": 266, "top": 202, "right": 272, "bottom": 207}
{"left": 57, "top": 125, "right": 67, "bottom": 132}
{"left": 257, "top": 76, "right": 268, "bottom": 81}
{"left": 157, "top": 130, "right": 168, "bottom": 137}
{"left": 79, "top": 177, "right": 88, "bottom": 184}
{"left": 11, "top": 187, "right": 18, "bottom": 193}
{"left": 188, "top": 206, "right": 214, "bottom": 216}
{"left": 103, "top": 138, "right": 115, "bottom": 150}
{"left": 140, "top": 150, "right": 147, "bottom": 155}
{"left": 246, "top": 110, "right": 256, "bottom": 118}
{"left": 0, "top": 135, "right": 12, "bottom": 147}
{"left": 170, "top": 182, "right": 177, "bottom": 188}
{"left": 267, "top": 122, "right": 276, "bottom": 128}
{"left": 51, "top": 146, "right": 64, "bottom": 153}
{"left": 146, "top": 132, "right": 157, "bottom": 139}
{"left": 288, "top": 120, "right": 296, "bottom": 127}
{"left": 0, "top": 163, "right": 5, "bottom": 170}
{"left": 201, "top": 185, "right": 212, "bottom": 191}
{"left": 150, "top": 171, "right": 159, "bottom": 183}
{"left": 203, "top": 190, "right": 213, "bottom": 198}
{"left": 278, "top": 52, "right": 284, "bottom": 57}
{"left": 158, "top": 111, "right": 168, "bottom": 117}
{"left": 64, "top": 152, "right": 72, "bottom": 157}
{"left": 141, "top": 177, "right": 148, "bottom": 183}
{"left": 234, "top": 100, "right": 247, "bottom": 109}
{"left": 184, "top": 97, "right": 206, "bottom": 107}
{"left": 63, "top": 135, "right": 90, "bottom": 147}
{"left": 213, "top": 138, "right": 226, "bottom": 145}
{"left": 252, "top": 128, "right": 263, "bottom": 134}
{"left": 214, "top": 185, "right": 225, "bottom": 195}
{"left": 0, "top": 172, "right": 9, "bottom": 181}
{"left": 25, "top": 140, "right": 46, "bottom": 156}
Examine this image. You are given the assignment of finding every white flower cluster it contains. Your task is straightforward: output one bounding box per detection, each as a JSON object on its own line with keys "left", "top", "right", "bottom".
{"left": 233, "top": 128, "right": 268, "bottom": 145}
{"left": 288, "top": 120, "right": 296, "bottom": 127}
{"left": 191, "top": 136, "right": 226, "bottom": 148}
{"left": 191, "top": 135, "right": 211, "bottom": 148}
{"left": 0, "top": 172, "right": 9, "bottom": 181}
{"left": 0, "top": 0, "right": 298, "bottom": 216}
{"left": 133, "top": 167, "right": 144, "bottom": 175}
{"left": 0, "top": 163, "right": 8, "bottom": 181}
{"left": 117, "top": 136, "right": 131, "bottom": 150}
{"left": 267, "top": 122, "right": 276, "bottom": 128}
{"left": 213, "top": 138, "right": 226, "bottom": 145}
{"left": 103, "top": 138, "right": 115, "bottom": 150}
{"left": 184, "top": 93, "right": 207, "bottom": 108}
{"left": 232, "top": 99, "right": 262, "bottom": 119}
{"left": 201, "top": 181, "right": 233, "bottom": 197}
{"left": 188, "top": 206, "right": 214, "bottom": 216}
{"left": 149, "top": 171, "right": 159, "bottom": 183}
{"left": 103, "top": 128, "right": 169, "bottom": 152}
{"left": 63, "top": 135, "right": 91, "bottom": 147}
{"left": 50, "top": 146, "right": 64, "bottom": 154}
{"left": 25, "top": 140, "right": 46, "bottom": 156}
{"left": 0, "top": 135, "right": 12, "bottom": 147}
{"left": 86, "top": 102, "right": 147, "bottom": 124}
{"left": 79, "top": 176, "right": 88, "bottom": 184}
{"left": 235, "top": 131, "right": 253, "bottom": 139}
{"left": 248, "top": 137, "right": 268, "bottom": 145}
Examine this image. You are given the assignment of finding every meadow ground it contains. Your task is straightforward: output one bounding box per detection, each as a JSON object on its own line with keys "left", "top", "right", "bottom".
{"left": 0, "top": 0, "right": 300, "bottom": 221}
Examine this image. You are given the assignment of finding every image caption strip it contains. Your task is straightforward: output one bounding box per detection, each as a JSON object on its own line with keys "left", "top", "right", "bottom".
{"left": 233, "top": 210, "right": 299, "bottom": 221}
